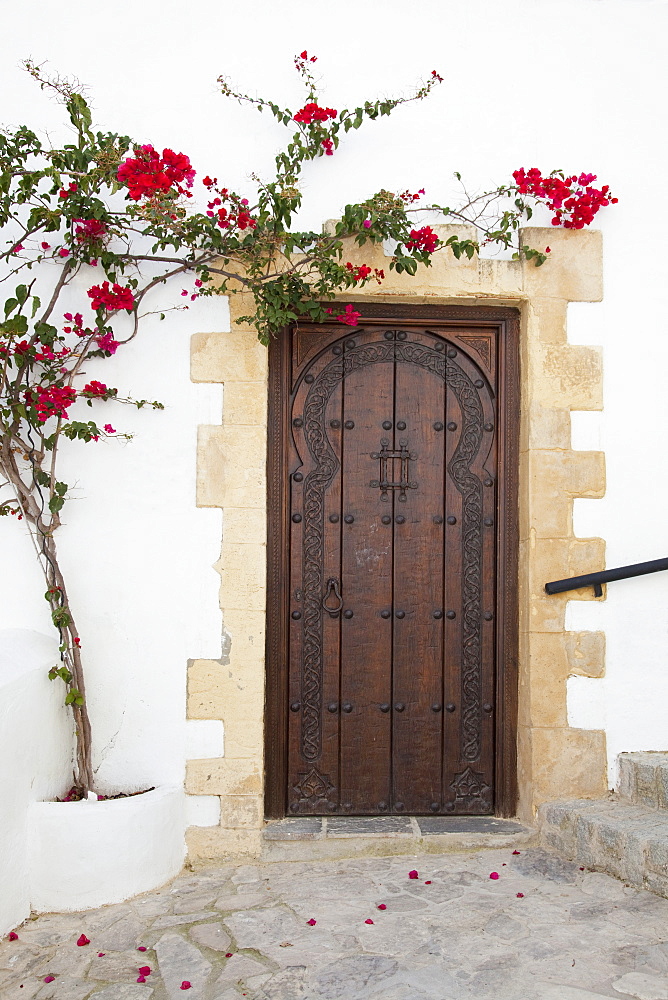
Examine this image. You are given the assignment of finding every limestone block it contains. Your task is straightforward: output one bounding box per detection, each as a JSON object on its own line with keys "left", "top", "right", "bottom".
{"left": 530, "top": 727, "right": 607, "bottom": 806}
{"left": 526, "top": 632, "right": 569, "bottom": 727}
{"left": 564, "top": 631, "right": 605, "bottom": 678}
{"left": 223, "top": 609, "right": 266, "bottom": 669}
{"left": 186, "top": 758, "right": 262, "bottom": 797}
{"left": 537, "top": 344, "right": 603, "bottom": 411}
{"left": 186, "top": 826, "right": 262, "bottom": 864}
{"left": 522, "top": 402, "right": 571, "bottom": 453}
{"left": 527, "top": 450, "right": 604, "bottom": 538}
{"left": 219, "top": 794, "right": 264, "bottom": 830}
{"left": 525, "top": 295, "right": 568, "bottom": 346}
{"left": 196, "top": 425, "right": 266, "bottom": 509}
{"left": 222, "top": 708, "right": 264, "bottom": 761}
{"left": 223, "top": 381, "right": 267, "bottom": 425}
{"left": 191, "top": 330, "right": 268, "bottom": 382}
{"left": 187, "top": 655, "right": 264, "bottom": 722}
{"left": 218, "top": 542, "right": 267, "bottom": 612}
{"left": 521, "top": 227, "right": 603, "bottom": 302}
{"left": 223, "top": 507, "right": 267, "bottom": 545}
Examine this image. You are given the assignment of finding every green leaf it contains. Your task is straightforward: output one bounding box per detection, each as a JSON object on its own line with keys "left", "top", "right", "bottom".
{"left": 4, "top": 298, "right": 18, "bottom": 317}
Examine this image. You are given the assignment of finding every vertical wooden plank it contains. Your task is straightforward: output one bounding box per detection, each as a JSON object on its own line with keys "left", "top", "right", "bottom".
{"left": 339, "top": 332, "right": 394, "bottom": 813}
{"left": 391, "top": 333, "right": 446, "bottom": 813}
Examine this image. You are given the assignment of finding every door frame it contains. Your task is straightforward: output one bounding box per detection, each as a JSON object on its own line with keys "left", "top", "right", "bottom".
{"left": 264, "top": 302, "right": 520, "bottom": 819}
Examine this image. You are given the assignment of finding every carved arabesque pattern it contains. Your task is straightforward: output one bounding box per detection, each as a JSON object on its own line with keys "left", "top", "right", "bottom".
{"left": 299, "top": 335, "right": 485, "bottom": 764}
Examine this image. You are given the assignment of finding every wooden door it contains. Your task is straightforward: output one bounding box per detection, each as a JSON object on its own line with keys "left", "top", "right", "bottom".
{"left": 266, "top": 306, "right": 519, "bottom": 818}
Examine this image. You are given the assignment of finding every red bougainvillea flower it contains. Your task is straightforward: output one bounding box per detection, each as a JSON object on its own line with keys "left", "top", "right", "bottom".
{"left": 180, "top": 982, "right": 192, "bottom": 991}
{"left": 41, "top": 242, "right": 50, "bottom": 249}
{"left": 516, "top": 892, "right": 524, "bottom": 898}
{"left": 43, "top": 975, "right": 55, "bottom": 983}
{"left": 321, "top": 138, "right": 334, "bottom": 156}
{"left": 137, "top": 946, "right": 147, "bottom": 952}
{"left": 307, "top": 918, "right": 317, "bottom": 926}
{"left": 405, "top": 226, "right": 439, "bottom": 254}
{"left": 512, "top": 167, "right": 617, "bottom": 229}
{"left": 82, "top": 381, "right": 107, "bottom": 397}
{"left": 58, "top": 248, "right": 70, "bottom": 258}
{"left": 345, "top": 263, "right": 372, "bottom": 283}
{"left": 364, "top": 919, "right": 374, "bottom": 925}
{"left": 87, "top": 281, "right": 135, "bottom": 312}
{"left": 7, "top": 932, "right": 18, "bottom": 941}
{"left": 408, "top": 870, "right": 419, "bottom": 879}
{"left": 335, "top": 304, "right": 361, "bottom": 326}
{"left": 293, "top": 103, "right": 337, "bottom": 124}
{"left": 77, "top": 934, "right": 90, "bottom": 946}
{"left": 489, "top": 872, "right": 499, "bottom": 880}
{"left": 377, "top": 904, "right": 387, "bottom": 910}
{"left": 75, "top": 219, "right": 107, "bottom": 244}
{"left": 59, "top": 182, "right": 78, "bottom": 199}
{"left": 117, "top": 145, "right": 195, "bottom": 200}
{"left": 27, "top": 385, "right": 77, "bottom": 423}
{"left": 138, "top": 966, "right": 151, "bottom": 976}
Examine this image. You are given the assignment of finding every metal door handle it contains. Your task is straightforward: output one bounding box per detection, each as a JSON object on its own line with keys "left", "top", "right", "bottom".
{"left": 322, "top": 578, "right": 344, "bottom": 617}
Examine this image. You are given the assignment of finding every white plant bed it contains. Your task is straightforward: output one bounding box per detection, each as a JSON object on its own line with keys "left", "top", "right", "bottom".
{"left": 28, "top": 785, "right": 186, "bottom": 911}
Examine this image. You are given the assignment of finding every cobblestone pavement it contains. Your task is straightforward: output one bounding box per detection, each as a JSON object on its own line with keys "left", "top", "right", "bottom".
{"left": 3, "top": 847, "right": 668, "bottom": 1000}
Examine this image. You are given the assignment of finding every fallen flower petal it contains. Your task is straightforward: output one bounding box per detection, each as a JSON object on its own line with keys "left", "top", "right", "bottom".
{"left": 516, "top": 892, "right": 524, "bottom": 898}
{"left": 180, "top": 983, "right": 192, "bottom": 991}
{"left": 489, "top": 872, "right": 499, "bottom": 880}
{"left": 7, "top": 932, "right": 18, "bottom": 941}
{"left": 77, "top": 934, "right": 90, "bottom": 946}
{"left": 43, "top": 976, "right": 55, "bottom": 984}
{"left": 138, "top": 966, "right": 151, "bottom": 975}
{"left": 137, "top": 977, "right": 146, "bottom": 984}
{"left": 408, "top": 870, "right": 419, "bottom": 879}
{"left": 307, "top": 918, "right": 317, "bottom": 926}
{"left": 364, "top": 919, "right": 374, "bottom": 924}
{"left": 97, "top": 952, "right": 105, "bottom": 957}
{"left": 512, "top": 850, "right": 521, "bottom": 855}
{"left": 377, "top": 904, "right": 387, "bottom": 910}
{"left": 424, "top": 880, "right": 432, "bottom": 884}
{"left": 137, "top": 946, "right": 147, "bottom": 952}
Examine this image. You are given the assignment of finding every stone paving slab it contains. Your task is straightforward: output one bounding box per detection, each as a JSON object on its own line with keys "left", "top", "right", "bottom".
{"left": 3, "top": 846, "right": 668, "bottom": 999}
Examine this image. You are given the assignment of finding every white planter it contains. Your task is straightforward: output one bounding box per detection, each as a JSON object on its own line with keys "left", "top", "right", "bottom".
{"left": 28, "top": 785, "right": 186, "bottom": 911}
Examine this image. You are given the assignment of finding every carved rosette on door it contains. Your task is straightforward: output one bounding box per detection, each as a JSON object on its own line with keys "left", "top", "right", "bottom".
{"left": 285, "top": 324, "right": 499, "bottom": 816}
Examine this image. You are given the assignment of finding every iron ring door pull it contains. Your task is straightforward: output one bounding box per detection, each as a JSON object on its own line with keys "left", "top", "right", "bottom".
{"left": 322, "top": 578, "right": 344, "bottom": 617}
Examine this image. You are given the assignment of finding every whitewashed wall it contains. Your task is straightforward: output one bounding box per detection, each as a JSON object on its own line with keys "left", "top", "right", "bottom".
{"left": 1, "top": 0, "right": 667, "bottom": 809}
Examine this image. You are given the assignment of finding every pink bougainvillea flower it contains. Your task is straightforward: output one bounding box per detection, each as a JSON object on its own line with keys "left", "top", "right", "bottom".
{"left": 377, "top": 904, "right": 387, "bottom": 910}
{"left": 41, "top": 242, "right": 50, "bottom": 250}
{"left": 516, "top": 892, "right": 524, "bottom": 898}
{"left": 137, "top": 976, "right": 146, "bottom": 983}
{"left": 82, "top": 380, "right": 108, "bottom": 397}
{"left": 489, "top": 872, "right": 499, "bottom": 880}
{"left": 335, "top": 303, "right": 361, "bottom": 326}
{"left": 137, "top": 946, "right": 147, "bottom": 952}
{"left": 307, "top": 919, "right": 317, "bottom": 926}
{"left": 138, "top": 966, "right": 151, "bottom": 975}
{"left": 77, "top": 934, "right": 90, "bottom": 946}
{"left": 363, "top": 219, "right": 371, "bottom": 228}
{"left": 364, "top": 919, "right": 374, "bottom": 925}
{"left": 180, "top": 983, "right": 192, "bottom": 991}
{"left": 10, "top": 244, "right": 24, "bottom": 254}
{"left": 545, "top": 246, "right": 551, "bottom": 253}
{"left": 7, "top": 932, "right": 18, "bottom": 941}
{"left": 43, "top": 976, "right": 55, "bottom": 983}
{"left": 104, "top": 424, "right": 116, "bottom": 434}
{"left": 408, "top": 870, "right": 419, "bottom": 879}
{"left": 87, "top": 281, "right": 134, "bottom": 312}
{"left": 512, "top": 850, "right": 520, "bottom": 855}
{"left": 58, "top": 248, "right": 70, "bottom": 258}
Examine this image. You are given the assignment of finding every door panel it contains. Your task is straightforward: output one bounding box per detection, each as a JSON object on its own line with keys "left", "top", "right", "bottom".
{"left": 269, "top": 310, "right": 519, "bottom": 819}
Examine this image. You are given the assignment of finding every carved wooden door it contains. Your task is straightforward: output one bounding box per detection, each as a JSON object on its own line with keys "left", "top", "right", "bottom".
{"left": 269, "top": 310, "right": 517, "bottom": 817}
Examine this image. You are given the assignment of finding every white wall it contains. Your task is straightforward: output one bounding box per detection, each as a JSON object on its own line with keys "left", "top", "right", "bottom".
{"left": 1, "top": 0, "right": 668, "bottom": 796}
{"left": 0, "top": 631, "right": 72, "bottom": 934}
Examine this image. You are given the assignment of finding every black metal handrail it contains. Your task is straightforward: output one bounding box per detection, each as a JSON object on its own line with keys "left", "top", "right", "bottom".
{"left": 545, "top": 556, "right": 668, "bottom": 598}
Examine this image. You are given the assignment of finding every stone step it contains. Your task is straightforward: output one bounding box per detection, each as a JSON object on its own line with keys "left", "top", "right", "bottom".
{"left": 539, "top": 795, "right": 668, "bottom": 898}
{"left": 618, "top": 751, "right": 668, "bottom": 810}
{"left": 261, "top": 814, "right": 536, "bottom": 862}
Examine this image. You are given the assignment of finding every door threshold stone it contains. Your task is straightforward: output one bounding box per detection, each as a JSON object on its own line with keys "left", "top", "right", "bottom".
{"left": 261, "top": 815, "right": 536, "bottom": 862}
